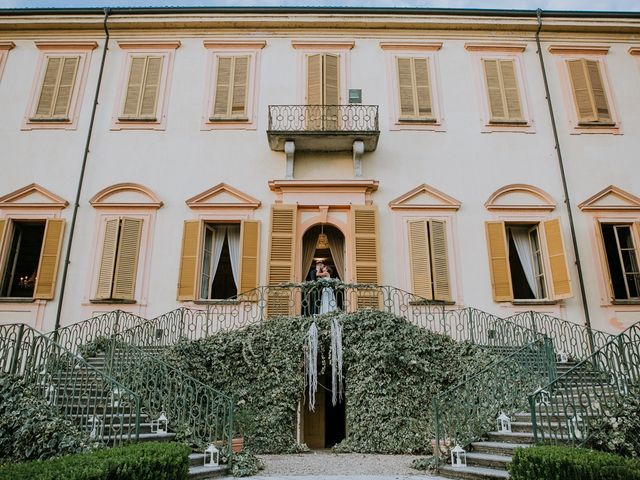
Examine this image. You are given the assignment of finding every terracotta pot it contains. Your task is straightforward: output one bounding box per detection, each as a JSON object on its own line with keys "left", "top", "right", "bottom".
{"left": 232, "top": 437, "right": 244, "bottom": 453}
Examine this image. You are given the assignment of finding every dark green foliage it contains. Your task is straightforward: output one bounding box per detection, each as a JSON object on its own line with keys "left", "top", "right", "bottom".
{"left": 165, "top": 310, "right": 494, "bottom": 454}
{"left": 0, "top": 441, "right": 191, "bottom": 480}
{"left": 230, "top": 451, "right": 264, "bottom": 477}
{"left": 77, "top": 335, "right": 111, "bottom": 359}
{"left": 410, "top": 456, "right": 440, "bottom": 471}
{"left": 0, "top": 374, "right": 88, "bottom": 462}
{"left": 585, "top": 386, "right": 640, "bottom": 458}
{"left": 509, "top": 445, "right": 640, "bottom": 480}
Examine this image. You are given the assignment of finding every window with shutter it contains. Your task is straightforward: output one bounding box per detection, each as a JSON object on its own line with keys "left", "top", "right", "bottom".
{"left": 121, "top": 55, "right": 164, "bottom": 120}
{"left": 94, "top": 217, "right": 143, "bottom": 301}
{"left": 351, "top": 206, "right": 381, "bottom": 309}
{"left": 483, "top": 58, "right": 524, "bottom": 123}
{"left": 407, "top": 219, "right": 451, "bottom": 302}
{"left": 211, "top": 55, "right": 250, "bottom": 120}
{"left": 305, "top": 53, "right": 341, "bottom": 130}
{"left": 267, "top": 205, "right": 297, "bottom": 317}
{"left": 32, "top": 56, "right": 80, "bottom": 120}
{"left": 600, "top": 223, "right": 640, "bottom": 301}
{"left": 396, "top": 57, "right": 434, "bottom": 121}
{"left": 567, "top": 58, "right": 612, "bottom": 125}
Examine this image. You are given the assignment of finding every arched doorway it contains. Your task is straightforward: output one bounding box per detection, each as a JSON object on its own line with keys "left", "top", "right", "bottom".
{"left": 301, "top": 224, "right": 346, "bottom": 282}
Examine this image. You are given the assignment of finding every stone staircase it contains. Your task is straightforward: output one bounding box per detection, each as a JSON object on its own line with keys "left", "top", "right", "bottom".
{"left": 53, "top": 351, "right": 228, "bottom": 479}
{"left": 437, "top": 361, "right": 604, "bottom": 480}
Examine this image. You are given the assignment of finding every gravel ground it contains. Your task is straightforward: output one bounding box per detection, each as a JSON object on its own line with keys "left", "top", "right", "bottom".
{"left": 217, "top": 451, "right": 448, "bottom": 478}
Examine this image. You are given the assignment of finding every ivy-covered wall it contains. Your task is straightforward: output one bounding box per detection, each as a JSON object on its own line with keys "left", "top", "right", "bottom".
{"left": 165, "top": 310, "right": 495, "bottom": 454}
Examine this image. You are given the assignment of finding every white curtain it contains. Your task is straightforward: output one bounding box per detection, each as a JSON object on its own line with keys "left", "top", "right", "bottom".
{"left": 509, "top": 227, "right": 540, "bottom": 298}
{"left": 227, "top": 225, "right": 241, "bottom": 289}
{"left": 302, "top": 227, "right": 320, "bottom": 280}
{"left": 210, "top": 226, "right": 227, "bottom": 287}
{"left": 327, "top": 228, "right": 345, "bottom": 280}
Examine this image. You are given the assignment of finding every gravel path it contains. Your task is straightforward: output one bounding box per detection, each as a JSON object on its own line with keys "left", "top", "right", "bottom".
{"left": 218, "top": 451, "right": 448, "bottom": 479}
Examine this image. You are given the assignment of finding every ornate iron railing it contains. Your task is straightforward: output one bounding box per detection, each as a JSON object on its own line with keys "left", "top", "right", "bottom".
{"left": 505, "top": 311, "right": 614, "bottom": 361}
{"left": 106, "top": 336, "right": 234, "bottom": 452}
{"left": 0, "top": 323, "right": 140, "bottom": 445}
{"left": 529, "top": 321, "right": 640, "bottom": 447}
{"left": 268, "top": 105, "right": 379, "bottom": 132}
{"left": 433, "top": 337, "right": 556, "bottom": 454}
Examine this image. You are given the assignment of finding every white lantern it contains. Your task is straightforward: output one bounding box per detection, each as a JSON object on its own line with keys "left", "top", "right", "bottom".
{"left": 451, "top": 444, "right": 467, "bottom": 468}
{"left": 204, "top": 444, "right": 219, "bottom": 467}
{"left": 110, "top": 387, "right": 122, "bottom": 407}
{"left": 152, "top": 412, "right": 168, "bottom": 434}
{"left": 89, "top": 415, "right": 103, "bottom": 439}
{"left": 557, "top": 351, "right": 569, "bottom": 363}
{"left": 497, "top": 412, "right": 511, "bottom": 432}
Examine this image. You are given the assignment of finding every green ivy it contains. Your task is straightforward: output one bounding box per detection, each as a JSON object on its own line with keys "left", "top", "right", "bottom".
{"left": 230, "top": 451, "right": 264, "bottom": 477}
{"left": 77, "top": 335, "right": 111, "bottom": 359}
{"left": 165, "top": 310, "right": 496, "bottom": 454}
{"left": 0, "top": 374, "right": 89, "bottom": 463}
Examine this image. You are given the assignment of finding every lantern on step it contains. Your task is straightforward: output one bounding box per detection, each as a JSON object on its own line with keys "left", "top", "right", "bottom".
{"left": 88, "top": 415, "right": 103, "bottom": 440}
{"left": 497, "top": 412, "right": 511, "bottom": 432}
{"left": 557, "top": 351, "right": 569, "bottom": 364}
{"left": 204, "top": 444, "right": 219, "bottom": 467}
{"left": 110, "top": 387, "right": 122, "bottom": 407}
{"left": 151, "top": 412, "right": 168, "bottom": 434}
{"left": 451, "top": 444, "right": 467, "bottom": 468}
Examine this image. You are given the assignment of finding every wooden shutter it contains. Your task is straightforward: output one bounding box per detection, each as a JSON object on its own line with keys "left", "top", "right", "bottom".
{"left": 568, "top": 59, "right": 598, "bottom": 123}
{"left": 635, "top": 223, "right": 640, "bottom": 253}
{"left": 35, "top": 57, "right": 62, "bottom": 118}
{"left": 352, "top": 206, "right": 380, "bottom": 309}
{"left": 324, "top": 54, "right": 339, "bottom": 105}
{"left": 212, "top": 56, "right": 249, "bottom": 119}
{"left": 0, "top": 219, "right": 5, "bottom": 257}
{"left": 52, "top": 57, "right": 79, "bottom": 118}
{"left": 33, "top": 219, "right": 65, "bottom": 300}
{"left": 586, "top": 60, "right": 611, "bottom": 123}
{"left": 112, "top": 218, "right": 142, "bottom": 300}
{"left": 267, "top": 205, "right": 297, "bottom": 317}
{"left": 408, "top": 220, "right": 433, "bottom": 300}
{"left": 177, "top": 220, "right": 202, "bottom": 301}
{"left": 484, "top": 59, "right": 522, "bottom": 123}
{"left": 500, "top": 60, "right": 523, "bottom": 121}
{"left": 429, "top": 219, "right": 451, "bottom": 302}
{"left": 213, "top": 56, "right": 232, "bottom": 117}
{"left": 397, "top": 57, "right": 416, "bottom": 118}
{"left": 485, "top": 221, "right": 513, "bottom": 302}
{"left": 239, "top": 220, "right": 260, "bottom": 295}
{"left": 414, "top": 57, "right": 432, "bottom": 118}
{"left": 95, "top": 218, "right": 120, "bottom": 300}
{"left": 139, "top": 56, "right": 162, "bottom": 118}
{"left": 307, "top": 54, "right": 322, "bottom": 105}
{"left": 231, "top": 56, "right": 249, "bottom": 117}
{"left": 122, "top": 56, "right": 146, "bottom": 117}
{"left": 34, "top": 56, "right": 79, "bottom": 119}
{"left": 397, "top": 57, "right": 432, "bottom": 120}
{"left": 543, "top": 218, "right": 573, "bottom": 300}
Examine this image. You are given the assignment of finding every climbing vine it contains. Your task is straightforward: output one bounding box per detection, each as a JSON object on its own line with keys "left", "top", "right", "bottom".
{"left": 165, "top": 310, "right": 496, "bottom": 454}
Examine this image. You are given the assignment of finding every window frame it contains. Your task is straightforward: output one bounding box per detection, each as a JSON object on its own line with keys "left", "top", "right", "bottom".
{"left": 505, "top": 221, "right": 551, "bottom": 302}
{"left": 0, "top": 41, "right": 14, "bottom": 83}
{"left": 380, "top": 42, "right": 444, "bottom": 131}
{"left": 22, "top": 41, "right": 97, "bottom": 131}
{"left": 198, "top": 220, "right": 242, "bottom": 301}
{"left": 111, "top": 41, "right": 180, "bottom": 131}
{"left": 549, "top": 45, "right": 621, "bottom": 134}
{"left": 202, "top": 41, "right": 265, "bottom": 130}
{"left": 465, "top": 43, "right": 534, "bottom": 133}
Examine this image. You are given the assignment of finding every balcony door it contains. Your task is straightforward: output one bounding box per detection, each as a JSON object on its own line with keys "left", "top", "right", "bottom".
{"left": 306, "top": 53, "right": 340, "bottom": 130}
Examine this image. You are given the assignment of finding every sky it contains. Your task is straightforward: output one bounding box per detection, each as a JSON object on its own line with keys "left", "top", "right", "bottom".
{"left": 1, "top": 0, "right": 640, "bottom": 11}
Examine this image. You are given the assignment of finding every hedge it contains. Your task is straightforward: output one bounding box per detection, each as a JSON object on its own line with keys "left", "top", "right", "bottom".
{"left": 0, "top": 441, "right": 191, "bottom": 480}
{"left": 509, "top": 445, "right": 640, "bottom": 480}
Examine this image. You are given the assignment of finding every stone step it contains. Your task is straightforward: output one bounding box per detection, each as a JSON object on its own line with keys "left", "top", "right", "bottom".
{"left": 486, "top": 430, "right": 569, "bottom": 444}
{"left": 439, "top": 464, "right": 510, "bottom": 480}
{"left": 470, "top": 441, "right": 531, "bottom": 456}
{"left": 465, "top": 452, "right": 511, "bottom": 469}
{"left": 188, "top": 464, "right": 228, "bottom": 480}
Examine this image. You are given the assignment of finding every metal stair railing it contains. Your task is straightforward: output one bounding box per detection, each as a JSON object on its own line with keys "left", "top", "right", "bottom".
{"left": 0, "top": 323, "right": 141, "bottom": 446}
{"left": 529, "top": 321, "right": 640, "bottom": 447}
{"left": 106, "top": 330, "right": 234, "bottom": 452}
{"left": 505, "top": 311, "right": 614, "bottom": 361}
{"left": 432, "top": 337, "right": 556, "bottom": 455}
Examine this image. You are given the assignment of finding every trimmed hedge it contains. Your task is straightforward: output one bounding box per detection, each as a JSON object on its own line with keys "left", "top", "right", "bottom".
{"left": 0, "top": 441, "right": 191, "bottom": 480}
{"left": 509, "top": 445, "right": 640, "bottom": 480}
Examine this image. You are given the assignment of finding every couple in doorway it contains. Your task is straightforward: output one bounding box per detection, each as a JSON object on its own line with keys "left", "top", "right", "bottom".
{"left": 307, "top": 260, "right": 338, "bottom": 315}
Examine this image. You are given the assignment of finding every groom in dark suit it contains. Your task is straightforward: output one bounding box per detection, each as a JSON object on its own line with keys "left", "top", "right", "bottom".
{"left": 304, "top": 260, "right": 324, "bottom": 316}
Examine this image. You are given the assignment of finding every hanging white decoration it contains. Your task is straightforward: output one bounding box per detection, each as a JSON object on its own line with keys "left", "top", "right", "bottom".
{"left": 305, "top": 320, "right": 318, "bottom": 411}
{"left": 330, "top": 316, "right": 344, "bottom": 406}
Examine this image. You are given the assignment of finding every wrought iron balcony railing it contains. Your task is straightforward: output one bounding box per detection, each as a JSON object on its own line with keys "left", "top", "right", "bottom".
{"left": 267, "top": 105, "right": 379, "bottom": 151}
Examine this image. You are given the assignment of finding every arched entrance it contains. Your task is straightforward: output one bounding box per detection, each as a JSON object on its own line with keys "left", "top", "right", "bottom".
{"left": 301, "top": 224, "right": 346, "bottom": 282}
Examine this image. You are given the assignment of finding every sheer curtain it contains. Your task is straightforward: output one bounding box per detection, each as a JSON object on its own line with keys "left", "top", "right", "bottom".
{"left": 327, "top": 228, "right": 345, "bottom": 280}
{"left": 210, "top": 226, "right": 227, "bottom": 287}
{"left": 302, "top": 226, "right": 321, "bottom": 280}
{"left": 509, "top": 227, "right": 539, "bottom": 298}
{"left": 227, "top": 225, "right": 241, "bottom": 289}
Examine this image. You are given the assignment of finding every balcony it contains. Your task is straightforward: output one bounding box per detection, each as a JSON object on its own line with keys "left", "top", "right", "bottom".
{"left": 267, "top": 104, "right": 380, "bottom": 152}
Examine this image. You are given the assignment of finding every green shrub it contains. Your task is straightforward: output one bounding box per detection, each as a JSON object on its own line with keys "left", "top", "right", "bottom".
{"left": 0, "top": 374, "right": 88, "bottom": 462}
{"left": 165, "top": 310, "right": 495, "bottom": 454}
{"left": 77, "top": 335, "right": 111, "bottom": 359}
{"left": 585, "top": 386, "right": 640, "bottom": 458}
{"left": 509, "top": 445, "right": 640, "bottom": 480}
{"left": 230, "top": 451, "right": 264, "bottom": 477}
{"left": 0, "top": 441, "right": 191, "bottom": 480}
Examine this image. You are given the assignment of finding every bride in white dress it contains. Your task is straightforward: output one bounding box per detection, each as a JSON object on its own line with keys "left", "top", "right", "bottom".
{"left": 318, "top": 265, "right": 337, "bottom": 314}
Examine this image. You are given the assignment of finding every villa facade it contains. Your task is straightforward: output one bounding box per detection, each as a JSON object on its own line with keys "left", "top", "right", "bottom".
{"left": 0, "top": 6, "right": 639, "bottom": 334}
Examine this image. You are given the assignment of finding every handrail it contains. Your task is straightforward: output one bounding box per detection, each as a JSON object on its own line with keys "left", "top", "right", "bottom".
{"left": 432, "top": 337, "right": 556, "bottom": 454}
{"left": 268, "top": 104, "right": 379, "bottom": 132}
{"left": 0, "top": 323, "right": 140, "bottom": 445}
{"left": 529, "top": 320, "right": 640, "bottom": 447}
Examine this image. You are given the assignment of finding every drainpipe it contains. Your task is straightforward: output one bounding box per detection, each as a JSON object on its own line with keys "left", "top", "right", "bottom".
{"left": 535, "top": 9, "right": 594, "bottom": 353}
{"left": 53, "top": 8, "right": 111, "bottom": 336}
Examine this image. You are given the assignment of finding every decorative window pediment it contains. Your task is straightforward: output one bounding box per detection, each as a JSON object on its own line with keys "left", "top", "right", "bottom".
{"left": 485, "top": 184, "right": 555, "bottom": 211}
{"left": 90, "top": 183, "right": 163, "bottom": 209}
{"left": 0, "top": 183, "right": 68, "bottom": 209}
{"left": 579, "top": 185, "right": 640, "bottom": 211}
{"left": 389, "top": 184, "right": 461, "bottom": 210}
{"left": 186, "top": 183, "right": 260, "bottom": 209}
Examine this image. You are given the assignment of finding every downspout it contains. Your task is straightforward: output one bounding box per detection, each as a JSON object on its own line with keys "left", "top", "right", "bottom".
{"left": 535, "top": 9, "right": 594, "bottom": 352}
{"left": 53, "top": 8, "right": 111, "bottom": 336}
